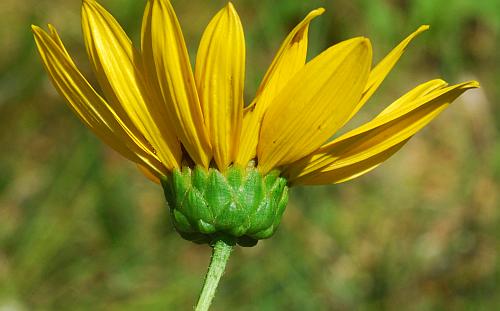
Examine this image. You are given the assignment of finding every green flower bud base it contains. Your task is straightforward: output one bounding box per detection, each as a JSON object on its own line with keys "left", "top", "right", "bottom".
{"left": 161, "top": 165, "right": 289, "bottom": 247}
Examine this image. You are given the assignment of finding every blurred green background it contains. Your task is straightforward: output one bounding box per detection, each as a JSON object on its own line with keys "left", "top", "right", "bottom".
{"left": 1, "top": 0, "right": 499, "bottom": 310}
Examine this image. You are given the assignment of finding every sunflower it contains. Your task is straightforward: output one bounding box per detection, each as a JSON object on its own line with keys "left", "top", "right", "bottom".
{"left": 32, "top": 0, "right": 478, "bottom": 243}
{"left": 32, "top": 0, "right": 478, "bottom": 308}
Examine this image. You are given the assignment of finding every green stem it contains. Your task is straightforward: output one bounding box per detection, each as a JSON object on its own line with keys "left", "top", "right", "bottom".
{"left": 195, "top": 239, "right": 233, "bottom": 311}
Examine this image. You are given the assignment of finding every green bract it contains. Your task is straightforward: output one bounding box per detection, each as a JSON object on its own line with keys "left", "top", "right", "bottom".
{"left": 161, "top": 165, "right": 289, "bottom": 247}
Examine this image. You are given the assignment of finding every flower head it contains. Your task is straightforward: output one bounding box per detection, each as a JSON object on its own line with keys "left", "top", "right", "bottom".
{"left": 32, "top": 0, "right": 478, "bottom": 245}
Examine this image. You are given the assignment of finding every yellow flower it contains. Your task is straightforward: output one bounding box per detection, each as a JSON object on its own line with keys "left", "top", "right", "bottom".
{"left": 32, "top": 2, "right": 482, "bottom": 303}
{"left": 32, "top": 0, "right": 478, "bottom": 186}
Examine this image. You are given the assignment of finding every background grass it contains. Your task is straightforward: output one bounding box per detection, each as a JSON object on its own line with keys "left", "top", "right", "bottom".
{"left": 1, "top": 0, "right": 499, "bottom": 310}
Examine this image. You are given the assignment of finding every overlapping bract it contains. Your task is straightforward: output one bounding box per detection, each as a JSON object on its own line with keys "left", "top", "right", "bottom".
{"left": 32, "top": 0, "right": 478, "bottom": 185}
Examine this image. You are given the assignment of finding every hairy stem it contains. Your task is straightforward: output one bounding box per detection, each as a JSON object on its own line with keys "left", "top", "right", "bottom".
{"left": 195, "top": 239, "right": 233, "bottom": 311}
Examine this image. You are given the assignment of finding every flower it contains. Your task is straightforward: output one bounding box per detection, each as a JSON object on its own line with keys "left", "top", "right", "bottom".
{"left": 32, "top": 0, "right": 478, "bottom": 245}
{"left": 32, "top": 0, "right": 478, "bottom": 184}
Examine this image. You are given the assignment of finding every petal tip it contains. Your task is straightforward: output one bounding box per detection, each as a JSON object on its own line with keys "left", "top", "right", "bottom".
{"left": 313, "top": 7, "right": 326, "bottom": 15}
{"left": 458, "top": 80, "right": 480, "bottom": 89}
{"left": 304, "top": 8, "right": 325, "bottom": 21}
{"left": 31, "top": 25, "right": 46, "bottom": 40}
{"left": 351, "top": 36, "right": 371, "bottom": 45}
{"left": 225, "top": 1, "right": 240, "bottom": 18}
{"left": 47, "top": 23, "right": 58, "bottom": 34}
{"left": 226, "top": 1, "right": 236, "bottom": 11}
{"left": 359, "top": 37, "right": 372, "bottom": 49}
{"left": 31, "top": 24, "right": 40, "bottom": 32}
{"left": 468, "top": 80, "right": 480, "bottom": 88}
{"left": 419, "top": 25, "right": 430, "bottom": 32}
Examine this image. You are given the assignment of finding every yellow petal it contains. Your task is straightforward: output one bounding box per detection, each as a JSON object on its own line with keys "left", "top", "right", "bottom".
{"left": 32, "top": 25, "right": 166, "bottom": 176}
{"left": 346, "top": 25, "right": 430, "bottom": 121}
{"left": 285, "top": 79, "right": 446, "bottom": 177}
{"left": 194, "top": 3, "right": 245, "bottom": 170}
{"left": 81, "top": 0, "right": 181, "bottom": 170}
{"left": 286, "top": 80, "right": 479, "bottom": 185}
{"left": 236, "top": 8, "right": 325, "bottom": 166}
{"left": 250, "top": 8, "right": 325, "bottom": 110}
{"left": 257, "top": 37, "right": 372, "bottom": 174}
{"left": 299, "top": 140, "right": 410, "bottom": 185}
{"left": 141, "top": 0, "right": 212, "bottom": 168}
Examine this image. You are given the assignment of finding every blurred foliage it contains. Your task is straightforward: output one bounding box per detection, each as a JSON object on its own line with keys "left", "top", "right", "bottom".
{"left": 1, "top": 0, "right": 499, "bottom": 310}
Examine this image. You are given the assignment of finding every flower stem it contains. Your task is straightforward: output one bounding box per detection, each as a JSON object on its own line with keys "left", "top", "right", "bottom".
{"left": 195, "top": 239, "right": 233, "bottom": 311}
